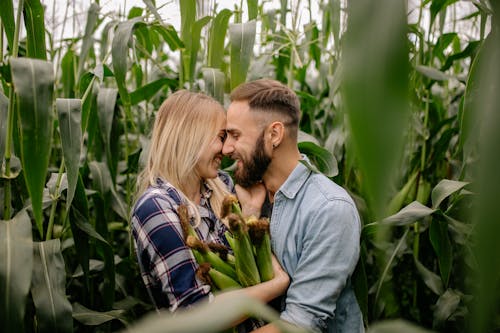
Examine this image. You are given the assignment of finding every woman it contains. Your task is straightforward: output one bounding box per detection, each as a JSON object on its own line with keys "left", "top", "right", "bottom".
{"left": 131, "top": 90, "right": 288, "bottom": 328}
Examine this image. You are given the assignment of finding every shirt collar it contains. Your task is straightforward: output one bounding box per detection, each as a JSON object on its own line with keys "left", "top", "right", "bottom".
{"left": 278, "top": 155, "right": 313, "bottom": 199}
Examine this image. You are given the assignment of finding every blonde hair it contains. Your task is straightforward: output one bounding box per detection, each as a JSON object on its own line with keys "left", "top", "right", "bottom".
{"left": 137, "top": 90, "right": 230, "bottom": 225}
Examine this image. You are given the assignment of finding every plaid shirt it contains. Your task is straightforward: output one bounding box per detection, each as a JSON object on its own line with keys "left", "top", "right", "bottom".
{"left": 131, "top": 171, "right": 234, "bottom": 311}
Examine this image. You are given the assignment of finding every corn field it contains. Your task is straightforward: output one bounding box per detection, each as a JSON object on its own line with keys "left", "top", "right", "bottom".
{"left": 1, "top": 0, "right": 499, "bottom": 332}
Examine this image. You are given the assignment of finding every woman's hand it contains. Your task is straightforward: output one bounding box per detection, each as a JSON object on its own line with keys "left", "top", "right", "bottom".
{"left": 236, "top": 183, "right": 266, "bottom": 217}
{"left": 270, "top": 254, "right": 290, "bottom": 294}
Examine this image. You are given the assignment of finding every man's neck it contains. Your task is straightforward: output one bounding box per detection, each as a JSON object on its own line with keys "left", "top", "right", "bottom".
{"left": 263, "top": 147, "right": 301, "bottom": 198}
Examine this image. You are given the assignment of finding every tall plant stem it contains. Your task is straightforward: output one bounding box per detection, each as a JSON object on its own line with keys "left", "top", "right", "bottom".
{"left": 123, "top": 103, "right": 132, "bottom": 217}
{"left": 3, "top": 0, "right": 24, "bottom": 220}
{"left": 46, "top": 159, "right": 65, "bottom": 240}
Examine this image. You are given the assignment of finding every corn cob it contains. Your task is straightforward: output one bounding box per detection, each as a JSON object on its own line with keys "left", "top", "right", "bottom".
{"left": 247, "top": 217, "right": 274, "bottom": 282}
{"left": 196, "top": 263, "right": 241, "bottom": 291}
{"left": 207, "top": 242, "right": 236, "bottom": 268}
{"left": 227, "top": 213, "right": 261, "bottom": 286}
{"left": 186, "top": 235, "right": 238, "bottom": 281}
{"left": 224, "top": 230, "right": 236, "bottom": 250}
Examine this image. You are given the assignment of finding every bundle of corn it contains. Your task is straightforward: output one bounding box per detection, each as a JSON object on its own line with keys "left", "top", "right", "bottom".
{"left": 177, "top": 195, "right": 273, "bottom": 291}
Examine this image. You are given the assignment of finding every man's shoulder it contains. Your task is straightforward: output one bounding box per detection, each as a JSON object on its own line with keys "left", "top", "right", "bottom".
{"left": 304, "top": 172, "right": 354, "bottom": 204}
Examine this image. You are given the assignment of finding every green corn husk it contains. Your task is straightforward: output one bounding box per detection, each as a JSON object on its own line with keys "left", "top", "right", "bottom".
{"left": 227, "top": 213, "right": 261, "bottom": 286}
{"left": 224, "top": 230, "right": 236, "bottom": 250}
{"left": 208, "top": 267, "right": 242, "bottom": 290}
{"left": 196, "top": 263, "right": 241, "bottom": 291}
{"left": 207, "top": 242, "right": 236, "bottom": 268}
{"left": 247, "top": 217, "right": 274, "bottom": 282}
{"left": 186, "top": 235, "right": 238, "bottom": 281}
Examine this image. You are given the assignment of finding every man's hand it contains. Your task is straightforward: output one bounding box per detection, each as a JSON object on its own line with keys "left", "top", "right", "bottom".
{"left": 236, "top": 183, "right": 267, "bottom": 217}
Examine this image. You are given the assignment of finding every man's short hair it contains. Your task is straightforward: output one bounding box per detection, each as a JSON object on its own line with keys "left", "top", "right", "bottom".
{"left": 230, "top": 79, "right": 300, "bottom": 128}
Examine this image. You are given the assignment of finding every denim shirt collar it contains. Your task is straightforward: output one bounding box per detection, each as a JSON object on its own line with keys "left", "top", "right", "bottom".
{"left": 278, "top": 155, "right": 313, "bottom": 199}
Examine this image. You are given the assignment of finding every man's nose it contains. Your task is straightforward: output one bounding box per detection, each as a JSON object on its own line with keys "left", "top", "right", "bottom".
{"left": 222, "top": 138, "right": 234, "bottom": 156}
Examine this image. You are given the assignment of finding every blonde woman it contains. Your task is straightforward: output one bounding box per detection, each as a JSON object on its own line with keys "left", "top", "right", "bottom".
{"left": 131, "top": 90, "right": 289, "bottom": 330}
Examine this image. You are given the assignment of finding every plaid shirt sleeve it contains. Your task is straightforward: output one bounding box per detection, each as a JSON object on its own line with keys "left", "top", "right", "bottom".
{"left": 131, "top": 189, "right": 211, "bottom": 312}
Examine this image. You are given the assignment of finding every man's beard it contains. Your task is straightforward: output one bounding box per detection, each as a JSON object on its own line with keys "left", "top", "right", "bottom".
{"left": 233, "top": 132, "right": 271, "bottom": 187}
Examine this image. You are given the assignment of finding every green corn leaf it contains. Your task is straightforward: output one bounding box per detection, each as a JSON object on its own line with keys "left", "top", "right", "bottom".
{"left": 88, "top": 161, "right": 113, "bottom": 197}
{"left": 128, "top": 6, "right": 143, "bottom": 19}
{"left": 56, "top": 99, "right": 82, "bottom": 211}
{"left": 79, "top": 70, "right": 99, "bottom": 134}
{"left": 186, "top": 16, "right": 212, "bottom": 86}
{"left": 207, "top": 9, "right": 233, "bottom": 69}
{"left": 61, "top": 48, "right": 76, "bottom": 98}
{"left": 331, "top": 0, "right": 341, "bottom": 49}
{"left": 0, "top": 0, "right": 15, "bottom": 51}
{"left": 432, "top": 33, "right": 458, "bottom": 63}
{"left": 381, "top": 201, "right": 436, "bottom": 227}
{"left": 68, "top": 175, "right": 91, "bottom": 299}
{"left": 23, "top": 0, "right": 47, "bottom": 60}
{"left": 429, "top": 217, "right": 453, "bottom": 287}
{"left": 415, "top": 65, "right": 450, "bottom": 81}
{"left": 179, "top": 0, "right": 196, "bottom": 86}
{"left": 229, "top": 20, "right": 257, "bottom": 89}
{"left": 247, "top": 0, "right": 258, "bottom": 20}
{"left": 469, "top": 9, "right": 500, "bottom": 332}
{"left": 123, "top": 293, "right": 308, "bottom": 333}
{"left": 386, "top": 171, "right": 418, "bottom": 216}
{"left": 78, "top": 3, "right": 100, "bottom": 79}
{"left": 72, "top": 302, "right": 127, "bottom": 326}
{"left": 298, "top": 141, "right": 338, "bottom": 178}
{"left": 441, "top": 40, "right": 481, "bottom": 71}
{"left": 202, "top": 67, "right": 226, "bottom": 104}
{"left": 429, "top": 0, "right": 459, "bottom": 29}
{"left": 135, "top": 24, "right": 154, "bottom": 55}
{"left": 414, "top": 257, "right": 444, "bottom": 295}
{"left": 88, "top": 161, "right": 127, "bottom": 220}
{"left": 431, "top": 179, "right": 469, "bottom": 209}
{"left": 342, "top": 0, "right": 409, "bottom": 219}
{"left": 112, "top": 17, "right": 146, "bottom": 108}
{"left": 0, "top": 210, "right": 33, "bottom": 333}
{"left": 10, "top": 58, "right": 54, "bottom": 237}
{"left": 150, "top": 23, "right": 184, "bottom": 51}
{"left": 129, "top": 77, "right": 178, "bottom": 105}
{"left": 31, "top": 239, "right": 73, "bottom": 333}
{"left": 0, "top": 92, "right": 8, "bottom": 161}
{"left": 434, "top": 289, "right": 461, "bottom": 325}
{"left": 96, "top": 88, "right": 118, "bottom": 158}
{"left": 100, "top": 21, "right": 119, "bottom": 61}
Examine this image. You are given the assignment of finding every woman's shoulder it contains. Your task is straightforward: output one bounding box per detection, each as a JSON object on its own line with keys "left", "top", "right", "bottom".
{"left": 133, "top": 180, "right": 184, "bottom": 218}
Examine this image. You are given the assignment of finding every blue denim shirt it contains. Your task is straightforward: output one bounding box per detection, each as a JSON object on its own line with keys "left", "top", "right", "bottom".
{"left": 270, "top": 159, "right": 364, "bottom": 333}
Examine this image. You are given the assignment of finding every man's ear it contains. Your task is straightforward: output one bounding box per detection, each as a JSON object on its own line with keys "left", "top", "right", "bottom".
{"left": 269, "top": 121, "right": 285, "bottom": 148}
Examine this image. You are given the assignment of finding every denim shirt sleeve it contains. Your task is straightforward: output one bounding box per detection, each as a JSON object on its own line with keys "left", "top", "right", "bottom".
{"left": 280, "top": 198, "right": 361, "bottom": 332}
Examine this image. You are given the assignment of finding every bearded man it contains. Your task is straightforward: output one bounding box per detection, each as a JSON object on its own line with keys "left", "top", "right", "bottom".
{"left": 223, "top": 79, "right": 364, "bottom": 333}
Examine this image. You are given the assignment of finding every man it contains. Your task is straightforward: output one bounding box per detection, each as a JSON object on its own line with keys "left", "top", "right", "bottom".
{"left": 223, "top": 79, "right": 364, "bottom": 333}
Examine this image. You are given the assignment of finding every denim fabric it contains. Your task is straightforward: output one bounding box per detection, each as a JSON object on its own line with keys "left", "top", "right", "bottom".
{"left": 270, "top": 159, "right": 364, "bottom": 333}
